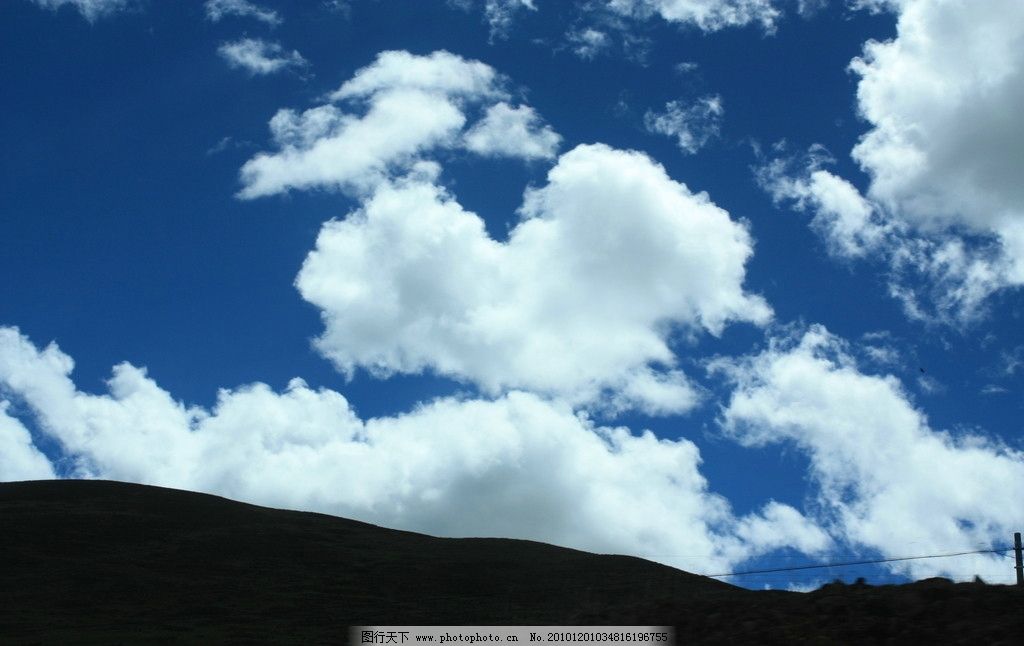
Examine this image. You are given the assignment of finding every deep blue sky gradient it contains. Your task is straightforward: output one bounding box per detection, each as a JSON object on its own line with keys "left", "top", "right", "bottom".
{"left": 2, "top": 0, "right": 1022, "bottom": 588}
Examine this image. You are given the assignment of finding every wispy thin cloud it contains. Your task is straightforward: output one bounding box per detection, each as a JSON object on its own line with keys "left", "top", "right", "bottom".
{"left": 644, "top": 95, "right": 724, "bottom": 154}
{"left": 218, "top": 38, "right": 308, "bottom": 76}
{"left": 32, "top": 0, "right": 131, "bottom": 22}
{"left": 204, "top": 0, "right": 281, "bottom": 26}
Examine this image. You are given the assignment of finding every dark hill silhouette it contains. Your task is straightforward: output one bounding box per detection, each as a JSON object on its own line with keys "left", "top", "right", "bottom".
{"left": 1, "top": 480, "right": 1022, "bottom": 644}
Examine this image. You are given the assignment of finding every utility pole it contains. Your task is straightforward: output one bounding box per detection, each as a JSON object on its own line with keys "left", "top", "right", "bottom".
{"left": 1015, "top": 532, "right": 1023, "bottom": 586}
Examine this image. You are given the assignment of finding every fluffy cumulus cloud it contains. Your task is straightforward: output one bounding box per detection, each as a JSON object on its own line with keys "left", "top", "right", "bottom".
{"left": 850, "top": 0, "right": 1024, "bottom": 273}
{"left": 0, "top": 326, "right": 828, "bottom": 574}
{"left": 244, "top": 52, "right": 766, "bottom": 415}
{"left": 715, "top": 325, "right": 1024, "bottom": 581}
{"left": 328, "top": 50, "right": 501, "bottom": 101}
{"left": 0, "top": 403, "right": 55, "bottom": 481}
{"left": 757, "top": 145, "right": 891, "bottom": 259}
{"left": 238, "top": 51, "right": 559, "bottom": 198}
{"left": 218, "top": 38, "right": 308, "bottom": 76}
{"left": 31, "top": 0, "right": 130, "bottom": 21}
{"left": 762, "top": 0, "right": 1024, "bottom": 323}
{"left": 607, "top": 0, "right": 779, "bottom": 32}
{"left": 644, "top": 95, "right": 724, "bottom": 155}
{"left": 463, "top": 102, "right": 561, "bottom": 159}
{"left": 297, "top": 143, "right": 771, "bottom": 414}
{"left": 204, "top": 0, "right": 281, "bottom": 25}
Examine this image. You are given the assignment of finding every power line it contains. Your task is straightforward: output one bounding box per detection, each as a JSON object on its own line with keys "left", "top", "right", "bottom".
{"left": 706, "top": 547, "right": 1013, "bottom": 578}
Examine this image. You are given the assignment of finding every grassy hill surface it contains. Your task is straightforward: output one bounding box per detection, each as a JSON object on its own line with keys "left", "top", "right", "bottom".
{"left": 1, "top": 479, "right": 1021, "bottom": 644}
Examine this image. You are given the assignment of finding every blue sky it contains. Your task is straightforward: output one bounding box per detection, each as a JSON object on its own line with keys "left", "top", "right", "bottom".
{"left": 2, "top": 0, "right": 1023, "bottom": 590}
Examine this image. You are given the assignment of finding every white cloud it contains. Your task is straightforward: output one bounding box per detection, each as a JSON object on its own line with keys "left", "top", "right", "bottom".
{"left": 915, "top": 374, "right": 943, "bottom": 395}
{"left": 644, "top": 95, "right": 724, "bottom": 155}
{"left": 858, "top": 331, "right": 901, "bottom": 368}
{"left": 980, "top": 385, "right": 1008, "bottom": 396}
{"left": 0, "top": 402, "right": 55, "bottom": 481}
{"left": 756, "top": 147, "right": 890, "bottom": 259}
{"left": 890, "top": 236, "right": 1012, "bottom": 325}
{"left": 752, "top": 0, "right": 1024, "bottom": 324}
{"left": 204, "top": 0, "right": 281, "bottom": 25}
{"left": 0, "top": 325, "right": 827, "bottom": 575}
{"left": 240, "top": 90, "right": 465, "bottom": 198}
{"left": 766, "top": 0, "right": 1024, "bottom": 323}
{"left": 484, "top": 0, "right": 537, "bottom": 39}
{"left": 850, "top": 0, "right": 1024, "bottom": 255}
{"left": 861, "top": 346, "right": 899, "bottom": 366}
{"left": 734, "top": 500, "right": 833, "bottom": 556}
{"left": 297, "top": 143, "right": 771, "bottom": 413}
{"left": 218, "top": 38, "right": 308, "bottom": 76}
{"left": 329, "top": 50, "right": 503, "bottom": 103}
{"left": 849, "top": 0, "right": 904, "bottom": 13}
{"left": 448, "top": 0, "right": 537, "bottom": 40}
{"left": 1000, "top": 346, "right": 1024, "bottom": 376}
{"left": 757, "top": 145, "right": 1014, "bottom": 325}
{"left": 607, "top": 0, "right": 779, "bottom": 32}
{"left": 31, "top": 0, "right": 130, "bottom": 21}
{"left": 674, "top": 61, "right": 699, "bottom": 74}
{"left": 322, "top": 0, "right": 351, "bottom": 17}
{"left": 567, "top": 28, "right": 611, "bottom": 60}
{"left": 716, "top": 325, "right": 1024, "bottom": 581}
{"left": 793, "top": 0, "right": 826, "bottom": 17}
{"left": 238, "top": 50, "right": 531, "bottom": 199}
{"left": 463, "top": 102, "right": 561, "bottom": 160}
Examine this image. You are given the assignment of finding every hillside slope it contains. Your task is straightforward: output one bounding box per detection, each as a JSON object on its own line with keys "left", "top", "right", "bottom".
{"left": 2, "top": 479, "right": 1022, "bottom": 644}
{"left": 0, "top": 479, "right": 735, "bottom": 643}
